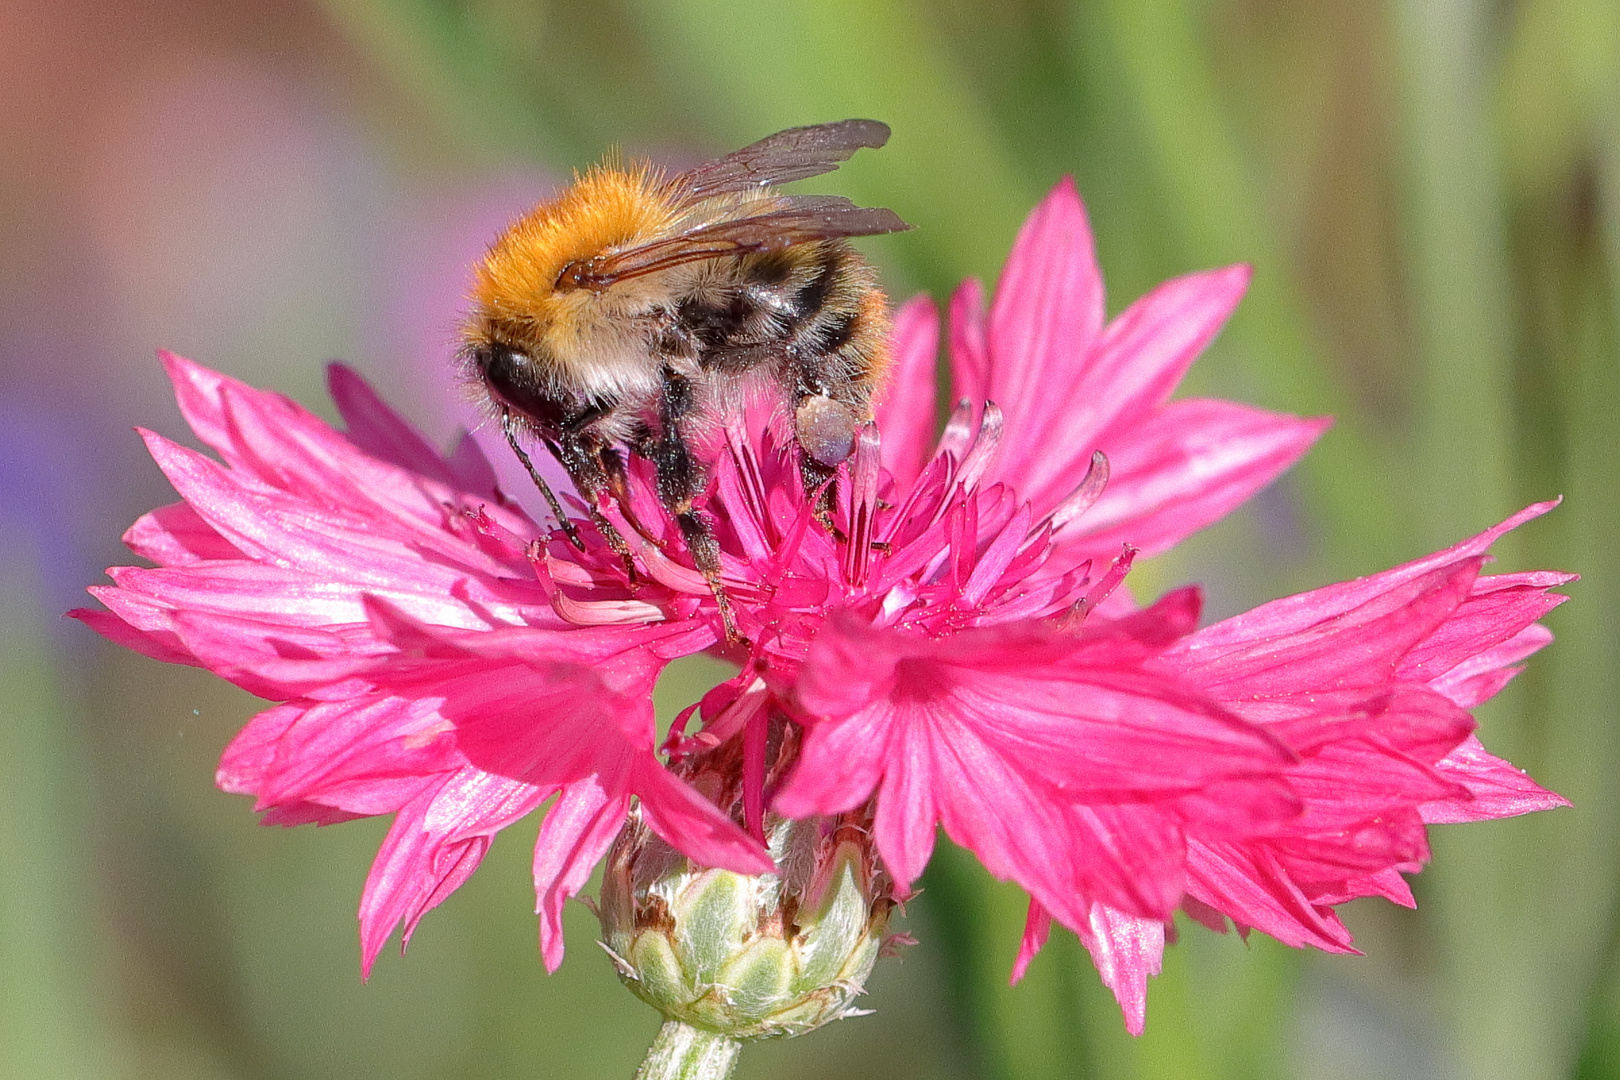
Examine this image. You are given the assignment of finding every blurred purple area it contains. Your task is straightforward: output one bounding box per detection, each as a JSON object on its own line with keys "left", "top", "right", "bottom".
{"left": 0, "top": 0, "right": 561, "bottom": 607}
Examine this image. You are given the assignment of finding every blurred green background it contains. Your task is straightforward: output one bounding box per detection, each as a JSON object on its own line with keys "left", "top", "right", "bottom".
{"left": 2, "top": 0, "right": 1616, "bottom": 1077}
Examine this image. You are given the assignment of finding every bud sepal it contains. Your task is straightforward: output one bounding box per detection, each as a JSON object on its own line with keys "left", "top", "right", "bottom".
{"left": 601, "top": 806, "right": 894, "bottom": 1041}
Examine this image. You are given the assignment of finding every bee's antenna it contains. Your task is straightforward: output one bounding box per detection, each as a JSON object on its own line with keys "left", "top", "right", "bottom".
{"left": 501, "top": 411, "right": 585, "bottom": 551}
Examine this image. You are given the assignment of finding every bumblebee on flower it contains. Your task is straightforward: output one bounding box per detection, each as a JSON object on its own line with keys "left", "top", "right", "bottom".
{"left": 76, "top": 124, "right": 1569, "bottom": 1078}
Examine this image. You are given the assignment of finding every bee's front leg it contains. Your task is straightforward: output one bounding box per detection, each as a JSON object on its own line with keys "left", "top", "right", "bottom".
{"left": 501, "top": 411, "right": 584, "bottom": 551}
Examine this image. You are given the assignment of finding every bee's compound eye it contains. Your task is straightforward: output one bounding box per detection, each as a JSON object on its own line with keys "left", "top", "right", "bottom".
{"left": 475, "top": 345, "right": 536, "bottom": 396}
{"left": 471, "top": 343, "right": 575, "bottom": 432}
{"left": 484, "top": 346, "right": 522, "bottom": 377}
{"left": 795, "top": 394, "right": 860, "bottom": 467}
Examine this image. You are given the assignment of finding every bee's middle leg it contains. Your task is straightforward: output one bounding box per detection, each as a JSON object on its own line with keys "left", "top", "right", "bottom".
{"left": 651, "top": 370, "right": 743, "bottom": 643}
{"left": 551, "top": 431, "right": 638, "bottom": 578}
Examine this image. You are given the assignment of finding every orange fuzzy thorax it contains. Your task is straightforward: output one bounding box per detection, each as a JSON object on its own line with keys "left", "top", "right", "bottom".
{"left": 471, "top": 164, "right": 678, "bottom": 322}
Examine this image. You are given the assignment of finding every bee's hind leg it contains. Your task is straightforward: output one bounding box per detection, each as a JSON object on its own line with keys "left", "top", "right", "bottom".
{"left": 674, "top": 507, "right": 742, "bottom": 643}
{"left": 794, "top": 393, "right": 864, "bottom": 539}
{"left": 799, "top": 455, "right": 842, "bottom": 538}
{"left": 596, "top": 445, "right": 659, "bottom": 547}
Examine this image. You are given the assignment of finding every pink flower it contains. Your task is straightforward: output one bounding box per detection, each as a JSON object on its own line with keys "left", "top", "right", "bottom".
{"left": 76, "top": 179, "right": 1567, "bottom": 1041}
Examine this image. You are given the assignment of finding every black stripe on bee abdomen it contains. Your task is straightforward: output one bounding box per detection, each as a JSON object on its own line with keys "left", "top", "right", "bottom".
{"left": 784, "top": 246, "right": 843, "bottom": 325}
{"left": 811, "top": 309, "right": 858, "bottom": 352}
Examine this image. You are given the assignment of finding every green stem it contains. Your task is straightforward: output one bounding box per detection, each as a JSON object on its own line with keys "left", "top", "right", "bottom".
{"left": 633, "top": 1021, "right": 742, "bottom": 1080}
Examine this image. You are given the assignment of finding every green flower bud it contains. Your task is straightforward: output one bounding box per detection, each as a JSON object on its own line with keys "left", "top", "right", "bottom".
{"left": 599, "top": 808, "right": 896, "bottom": 1041}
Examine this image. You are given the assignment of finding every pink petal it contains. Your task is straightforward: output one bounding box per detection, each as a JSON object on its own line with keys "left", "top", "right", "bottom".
{"left": 360, "top": 596, "right": 663, "bottom": 695}
{"left": 1314, "top": 868, "right": 1415, "bottom": 908}
{"left": 261, "top": 800, "right": 369, "bottom": 826}
{"left": 360, "top": 617, "right": 771, "bottom": 875}
{"left": 163, "top": 610, "right": 388, "bottom": 699}
{"left": 989, "top": 264, "right": 1253, "bottom": 511}
{"left": 328, "top": 363, "right": 464, "bottom": 489}
{"left": 875, "top": 296, "right": 940, "bottom": 490}
{"left": 784, "top": 614, "right": 1294, "bottom": 912}
{"left": 1011, "top": 899, "right": 1053, "bottom": 984}
{"left": 1082, "top": 266, "right": 1249, "bottom": 439}
{"left": 1267, "top": 809, "right": 1430, "bottom": 882}
{"left": 68, "top": 605, "right": 195, "bottom": 665}
{"left": 447, "top": 432, "right": 502, "bottom": 500}
{"left": 1436, "top": 665, "right": 1525, "bottom": 710}
{"left": 797, "top": 616, "right": 1291, "bottom": 804}
{"left": 158, "top": 350, "right": 252, "bottom": 460}
{"left": 162, "top": 356, "right": 520, "bottom": 552}
{"left": 947, "top": 278, "right": 989, "bottom": 409}
{"left": 1181, "top": 895, "right": 1229, "bottom": 933}
{"left": 1398, "top": 577, "right": 1571, "bottom": 687}
{"left": 1272, "top": 682, "right": 1477, "bottom": 764}
{"left": 1179, "top": 503, "right": 1561, "bottom": 660}
{"left": 1426, "top": 619, "right": 1558, "bottom": 710}
{"left": 223, "top": 696, "right": 461, "bottom": 816}
{"left": 139, "top": 432, "right": 536, "bottom": 620}
{"left": 1172, "top": 559, "right": 1486, "bottom": 700}
{"left": 359, "top": 768, "right": 547, "bottom": 977}
{"left": 1185, "top": 840, "right": 1356, "bottom": 953}
{"left": 791, "top": 611, "right": 924, "bottom": 718}
{"left": 983, "top": 179, "right": 1106, "bottom": 468}
{"left": 215, "top": 702, "right": 302, "bottom": 795}
{"left": 398, "top": 658, "right": 650, "bottom": 781}
{"left": 1421, "top": 735, "right": 1572, "bottom": 823}
{"left": 1053, "top": 802, "right": 1186, "bottom": 920}
{"left": 532, "top": 780, "right": 632, "bottom": 970}
{"left": 1274, "top": 732, "right": 1470, "bottom": 832}
{"left": 635, "top": 759, "right": 776, "bottom": 876}
{"left": 123, "top": 502, "right": 242, "bottom": 564}
{"left": 1053, "top": 400, "right": 1328, "bottom": 563}
{"left": 1076, "top": 903, "right": 1166, "bottom": 1037}
{"left": 773, "top": 701, "right": 891, "bottom": 818}
{"left": 109, "top": 558, "right": 502, "bottom": 636}
{"left": 926, "top": 713, "right": 1121, "bottom": 922}
{"left": 1010, "top": 896, "right": 1170, "bottom": 1036}
{"left": 870, "top": 709, "right": 939, "bottom": 889}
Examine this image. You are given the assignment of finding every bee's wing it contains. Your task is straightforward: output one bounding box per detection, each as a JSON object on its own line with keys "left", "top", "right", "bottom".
{"left": 557, "top": 196, "right": 910, "bottom": 290}
{"left": 672, "top": 120, "right": 892, "bottom": 199}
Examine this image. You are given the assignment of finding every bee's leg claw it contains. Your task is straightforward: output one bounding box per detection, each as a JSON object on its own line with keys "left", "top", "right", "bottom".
{"left": 676, "top": 507, "right": 746, "bottom": 643}
{"left": 581, "top": 506, "right": 638, "bottom": 583}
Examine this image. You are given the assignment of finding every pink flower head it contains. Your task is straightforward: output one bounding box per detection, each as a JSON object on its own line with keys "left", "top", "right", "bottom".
{"left": 77, "top": 180, "right": 1568, "bottom": 1038}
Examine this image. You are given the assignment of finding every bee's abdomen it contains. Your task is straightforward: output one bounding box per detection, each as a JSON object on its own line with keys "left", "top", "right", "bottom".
{"left": 675, "top": 242, "right": 888, "bottom": 404}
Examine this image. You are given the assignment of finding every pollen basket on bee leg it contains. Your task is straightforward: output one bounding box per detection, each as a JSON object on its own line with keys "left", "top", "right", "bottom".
{"left": 795, "top": 395, "right": 862, "bottom": 467}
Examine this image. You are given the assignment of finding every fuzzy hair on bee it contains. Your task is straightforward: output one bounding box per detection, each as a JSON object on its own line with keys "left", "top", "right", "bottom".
{"left": 459, "top": 120, "right": 910, "bottom": 641}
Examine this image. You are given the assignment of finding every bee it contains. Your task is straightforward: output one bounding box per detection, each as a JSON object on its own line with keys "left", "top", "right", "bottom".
{"left": 460, "top": 120, "right": 910, "bottom": 640}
